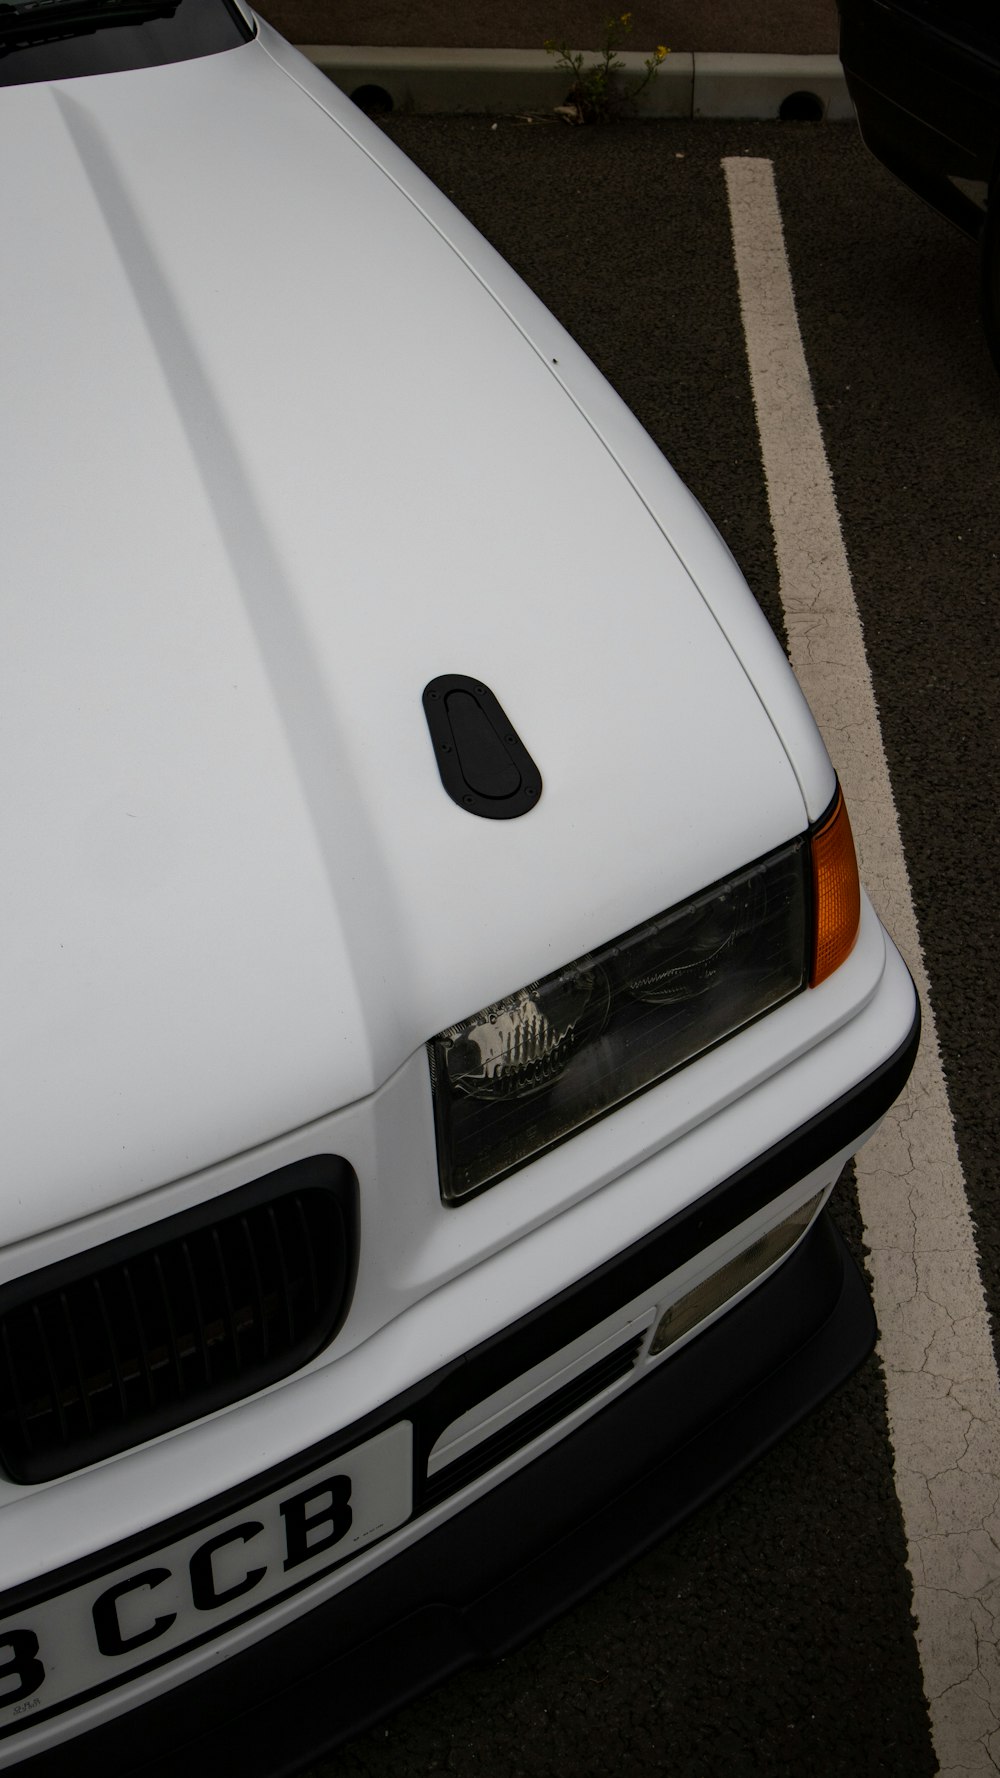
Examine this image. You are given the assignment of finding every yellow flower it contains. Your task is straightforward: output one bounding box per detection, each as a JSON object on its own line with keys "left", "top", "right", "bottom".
{"left": 656, "top": 44, "right": 669, "bottom": 60}
{"left": 620, "top": 11, "right": 632, "bottom": 24}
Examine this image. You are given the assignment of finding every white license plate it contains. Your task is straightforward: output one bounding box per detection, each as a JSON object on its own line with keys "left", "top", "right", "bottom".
{"left": 0, "top": 1420, "right": 413, "bottom": 1741}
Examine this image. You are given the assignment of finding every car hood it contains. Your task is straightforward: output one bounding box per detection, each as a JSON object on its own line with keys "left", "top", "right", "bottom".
{"left": 1, "top": 38, "right": 810, "bottom": 1231}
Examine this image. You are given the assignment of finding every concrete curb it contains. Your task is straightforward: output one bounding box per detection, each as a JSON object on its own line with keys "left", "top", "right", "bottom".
{"left": 297, "top": 47, "right": 853, "bottom": 122}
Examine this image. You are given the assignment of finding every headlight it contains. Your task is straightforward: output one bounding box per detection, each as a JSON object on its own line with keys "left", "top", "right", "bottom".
{"left": 429, "top": 838, "right": 809, "bottom": 1203}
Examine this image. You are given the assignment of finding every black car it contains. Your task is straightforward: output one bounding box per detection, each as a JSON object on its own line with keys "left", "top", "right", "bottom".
{"left": 839, "top": 0, "right": 1000, "bottom": 368}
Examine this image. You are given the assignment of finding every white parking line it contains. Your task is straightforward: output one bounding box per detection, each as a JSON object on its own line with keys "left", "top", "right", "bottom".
{"left": 724, "top": 155, "right": 1000, "bottom": 1778}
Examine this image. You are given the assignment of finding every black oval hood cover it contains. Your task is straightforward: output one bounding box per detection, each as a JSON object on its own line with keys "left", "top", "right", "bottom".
{"left": 423, "top": 675, "right": 542, "bottom": 819}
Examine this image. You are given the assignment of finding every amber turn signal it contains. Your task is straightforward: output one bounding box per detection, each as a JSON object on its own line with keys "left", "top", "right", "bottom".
{"left": 810, "top": 786, "right": 861, "bottom": 986}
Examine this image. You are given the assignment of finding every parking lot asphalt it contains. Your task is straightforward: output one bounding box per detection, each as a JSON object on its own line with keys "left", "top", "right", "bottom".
{"left": 291, "top": 111, "right": 1000, "bottom": 1778}
{"left": 256, "top": 0, "right": 839, "bottom": 55}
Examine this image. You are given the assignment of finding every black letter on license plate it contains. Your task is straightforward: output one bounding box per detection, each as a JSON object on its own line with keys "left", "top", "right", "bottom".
{"left": 93, "top": 1569, "right": 176, "bottom": 1657}
{"left": 190, "top": 1522, "right": 267, "bottom": 1611}
{"left": 280, "top": 1476, "right": 352, "bottom": 1571}
{"left": 0, "top": 1631, "right": 44, "bottom": 1705}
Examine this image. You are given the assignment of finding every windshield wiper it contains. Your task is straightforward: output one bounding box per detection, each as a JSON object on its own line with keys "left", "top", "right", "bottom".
{"left": 0, "top": 0, "right": 177, "bottom": 47}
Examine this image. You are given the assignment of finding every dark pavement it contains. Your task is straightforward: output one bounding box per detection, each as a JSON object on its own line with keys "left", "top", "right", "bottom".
{"left": 255, "top": 0, "right": 839, "bottom": 54}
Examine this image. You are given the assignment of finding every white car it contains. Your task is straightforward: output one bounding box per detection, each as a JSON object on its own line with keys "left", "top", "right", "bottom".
{"left": 0, "top": 0, "right": 918, "bottom": 1769}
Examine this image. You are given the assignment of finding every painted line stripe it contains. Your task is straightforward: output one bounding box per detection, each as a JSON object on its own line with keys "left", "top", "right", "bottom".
{"left": 724, "top": 156, "right": 1000, "bottom": 1778}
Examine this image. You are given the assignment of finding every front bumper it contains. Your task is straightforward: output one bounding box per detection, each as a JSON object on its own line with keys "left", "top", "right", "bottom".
{"left": 17, "top": 1003, "right": 919, "bottom": 1778}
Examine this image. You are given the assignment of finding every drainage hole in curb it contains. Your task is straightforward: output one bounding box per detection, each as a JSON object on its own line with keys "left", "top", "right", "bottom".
{"left": 351, "top": 84, "right": 394, "bottom": 115}
{"left": 779, "top": 90, "right": 825, "bottom": 121}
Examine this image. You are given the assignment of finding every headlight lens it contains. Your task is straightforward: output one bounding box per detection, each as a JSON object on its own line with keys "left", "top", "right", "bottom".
{"left": 440, "top": 963, "right": 610, "bottom": 1103}
{"left": 429, "top": 839, "right": 808, "bottom": 1203}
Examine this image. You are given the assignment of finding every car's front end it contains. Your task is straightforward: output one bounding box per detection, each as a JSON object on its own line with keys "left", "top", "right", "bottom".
{"left": 0, "top": 6, "right": 918, "bottom": 1768}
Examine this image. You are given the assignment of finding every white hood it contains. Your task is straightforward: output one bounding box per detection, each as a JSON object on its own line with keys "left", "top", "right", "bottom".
{"left": 1, "top": 37, "right": 809, "bottom": 1227}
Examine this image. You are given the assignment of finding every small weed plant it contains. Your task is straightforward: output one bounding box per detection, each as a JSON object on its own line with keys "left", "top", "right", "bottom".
{"left": 544, "top": 12, "right": 668, "bottom": 123}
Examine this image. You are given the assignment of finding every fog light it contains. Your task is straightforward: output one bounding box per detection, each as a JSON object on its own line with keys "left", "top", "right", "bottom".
{"left": 648, "top": 1191, "right": 825, "bottom": 1356}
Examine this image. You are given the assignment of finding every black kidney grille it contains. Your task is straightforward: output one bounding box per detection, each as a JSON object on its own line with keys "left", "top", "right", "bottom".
{"left": 0, "top": 1157, "right": 358, "bottom": 1483}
